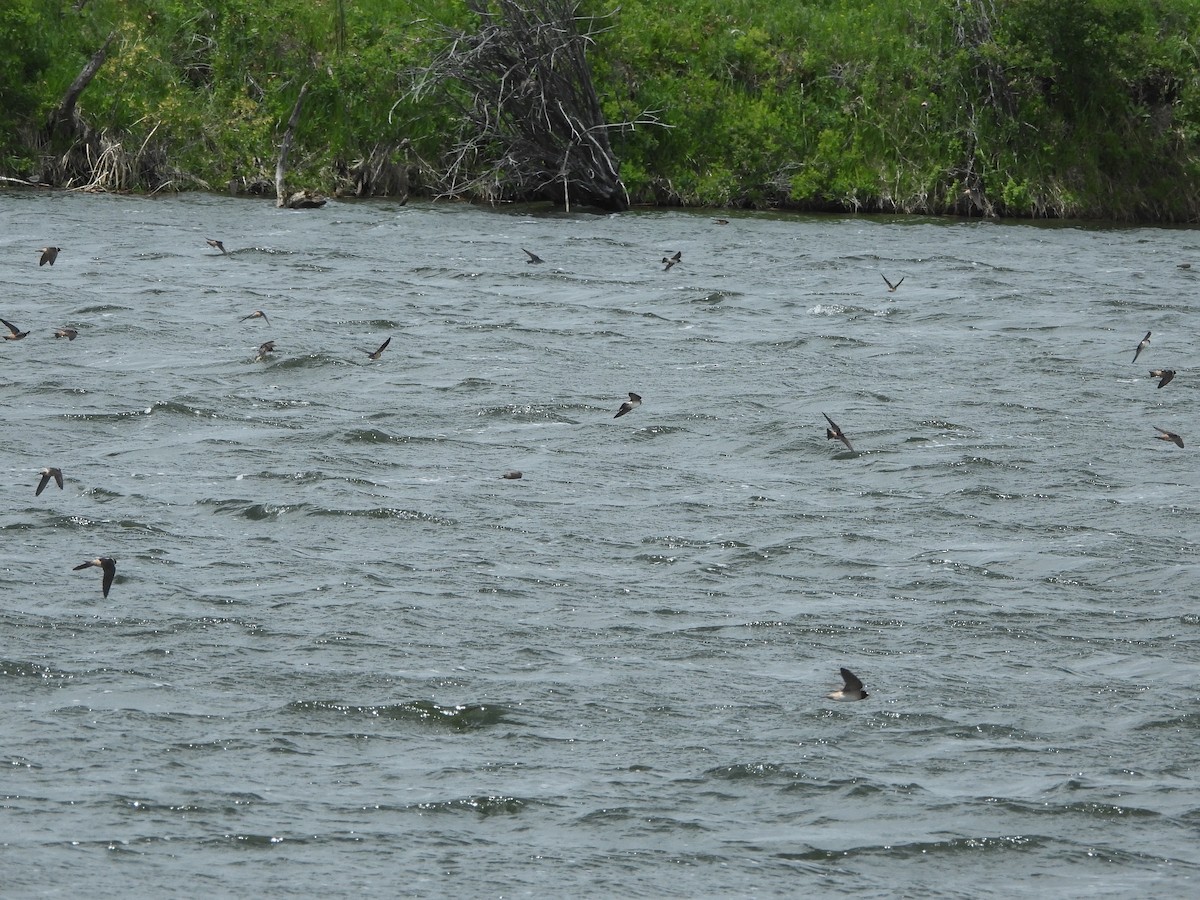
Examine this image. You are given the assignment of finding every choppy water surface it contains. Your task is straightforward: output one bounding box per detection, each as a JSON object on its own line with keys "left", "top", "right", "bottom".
{"left": 1, "top": 191, "right": 1198, "bottom": 897}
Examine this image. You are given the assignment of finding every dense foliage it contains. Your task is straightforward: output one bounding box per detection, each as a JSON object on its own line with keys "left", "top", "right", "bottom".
{"left": 1, "top": 0, "right": 1198, "bottom": 219}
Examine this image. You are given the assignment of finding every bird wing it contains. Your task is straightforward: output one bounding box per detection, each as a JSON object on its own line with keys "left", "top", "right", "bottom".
{"left": 1, "top": 318, "right": 18, "bottom": 335}
{"left": 101, "top": 560, "right": 115, "bottom": 597}
{"left": 840, "top": 668, "right": 864, "bottom": 692}
{"left": 36, "top": 471, "right": 51, "bottom": 496}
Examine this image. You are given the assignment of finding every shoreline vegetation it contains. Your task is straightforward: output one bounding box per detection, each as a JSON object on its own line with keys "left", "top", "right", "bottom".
{"left": 2, "top": 0, "right": 1198, "bottom": 220}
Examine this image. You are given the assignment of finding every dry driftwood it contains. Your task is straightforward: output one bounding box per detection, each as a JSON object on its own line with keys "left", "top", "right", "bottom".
{"left": 406, "top": 0, "right": 665, "bottom": 211}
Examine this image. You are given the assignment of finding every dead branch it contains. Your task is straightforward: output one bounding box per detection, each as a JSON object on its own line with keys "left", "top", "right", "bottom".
{"left": 47, "top": 30, "right": 117, "bottom": 142}
{"left": 275, "top": 82, "right": 324, "bottom": 208}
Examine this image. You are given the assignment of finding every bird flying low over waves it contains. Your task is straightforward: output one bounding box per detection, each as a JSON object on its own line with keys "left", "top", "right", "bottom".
{"left": 522, "top": 248, "right": 544, "bottom": 264}
{"left": 73, "top": 557, "right": 116, "bottom": 598}
{"left": 614, "top": 392, "right": 642, "bottom": 418}
{"left": 53, "top": 327, "right": 77, "bottom": 340}
{"left": 36, "top": 467, "right": 64, "bottom": 496}
{"left": 1, "top": 317, "right": 29, "bottom": 340}
{"left": 39, "top": 246, "right": 61, "bottom": 266}
{"left": 501, "top": 470, "right": 523, "bottom": 480}
{"left": 206, "top": 238, "right": 228, "bottom": 254}
{"left": 823, "top": 413, "right": 854, "bottom": 452}
{"left": 662, "top": 251, "right": 682, "bottom": 271}
{"left": 363, "top": 337, "right": 391, "bottom": 360}
{"left": 255, "top": 340, "right": 275, "bottom": 361}
{"left": 1133, "top": 331, "right": 1151, "bottom": 363}
{"left": 1149, "top": 369, "right": 1175, "bottom": 389}
{"left": 1154, "top": 426, "right": 1184, "bottom": 448}
{"left": 881, "top": 273, "right": 904, "bottom": 292}
{"left": 240, "top": 310, "right": 269, "bottom": 326}
{"left": 827, "top": 667, "right": 869, "bottom": 701}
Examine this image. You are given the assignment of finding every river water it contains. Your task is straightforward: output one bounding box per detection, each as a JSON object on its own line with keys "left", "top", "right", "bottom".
{"left": 1, "top": 190, "right": 1198, "bottom": 897}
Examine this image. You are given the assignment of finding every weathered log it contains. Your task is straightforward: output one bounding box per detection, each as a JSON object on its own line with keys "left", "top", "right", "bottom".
{"left": 47, "top": 30, "right": 117, "bottom": 142}
{"left": 275, "top": 81, "right": 311, "bottom": 208}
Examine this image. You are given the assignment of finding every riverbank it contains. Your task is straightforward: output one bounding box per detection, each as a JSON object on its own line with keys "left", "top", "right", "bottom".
{"left": 2, "top": 0, "right": 1198, "bottom": 220}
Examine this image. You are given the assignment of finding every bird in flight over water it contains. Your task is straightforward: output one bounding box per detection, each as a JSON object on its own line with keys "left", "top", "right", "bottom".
{"left": 823, "top": 413, "right": 854, "bottom": 452}
{"left": 363, "top": 337, "right": 391, "bottom": 360}
{"left": 1149, "top": 369, "right": 1175, "bottom": 389}
{"left": 39, "top": 246, "right": 61, "bottom": 266}
{"left": 240, "top": 310, "right": 270, "bottom": 326}
{"left": 522, "top": 248, "right": 544, "bottom": 264}
{"left": 74, "top": 557, "right": 116, "bottom": 598}
{"left": 662, "top": 251, "right": 682, "bottom": 271}
{"left": 1, "top": 317, "right": 29, "bottom": 340}
{"left": 881, "top": 273, "right": 904, "bottom": 292}
{"left": 827, "top": 668, "right": 869, "bottom": 701}
{"left": 206, "top": 238, "right": 228, "bottom": 254}
{"left": 1133, "top": 331, "right": 1151, "bottom": 363}
{"left": 1154, "top": 426, "right": 1184, "bottom": 448}
{"left": 615, "top": 392, "right": 642, "bottom": 418}
{"left": 36, "top": 467, "right": 64, "bottom": 496}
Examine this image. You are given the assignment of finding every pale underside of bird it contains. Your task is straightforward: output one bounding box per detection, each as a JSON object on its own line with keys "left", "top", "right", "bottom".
{"left": 39, "top": 246, "right": 61, "bottom": 266}
{"left": 662, "top": 251, "right": 682, "bottom": 271}
{"left": 614, "top": 392, "right": 642, "bottom": 418}
{"left": 73, "top": 556, "right": 116, "bottom": 598}
{"left": 1133, "top": 331, "right": 1151, "bottom": 363}
{"left": 241, "top": 310, "right": 270, "bottom": 326}
{"left": 1, "top": 317, "right": 29, "bottom": 340}
{"left": 206, "top": 238, "right": 228, "bottom": 254}
{"left": 255, "top": 340, "right": 276, "bottom": 361}
{"left": 36, "top": 467, "right": 64, "bottom": 496}
{"left": 827, "top": 667, "right": 869, "bottom": 701}
{"left": 54, "top": 327, "right": 78, "bottom": 340}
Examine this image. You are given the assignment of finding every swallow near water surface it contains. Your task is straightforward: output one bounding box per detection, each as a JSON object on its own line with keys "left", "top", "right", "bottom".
{"left": 36, "top": 467, "right": 64, "bottom": 496}
{"left": 73, "top": 556, "right": 116, "bottom": 598}
{"left": 1154, "top": 426, "right": 1184, "bottom": 448}
{"left": 827, "top": 667, "right": 869, "bottom": 701}
{"left": 53, "top": 327, "right": 78, "bottom": 340}
{"left": 823, "top": 413, "right": 854, "bottom": 452}
{"left": 1150, "top": 369, "right": 1175, "bottom": 389}
{"left": 614, "top": 392, "right": 642, "bottom": 418}
{"left": 255, "top": 340, "right": 276, "bottom": 361}
{"left": 2, "top": 318, "right": 29, "bottom": 340}
{"left": 882, "top": 273, "right": 904, "bottom": 292}
{"left": 363, "top": 337, "right": 391, "bottom": 360}
{"left": 39, "top": 246, "right": 61, "bottom": 266}
{"left": 662, "top": 251, "right": 682, "bottom": 271}
{"left": 501, "top": 470, "right": 523, "bottom": 480}
{"left": 1133, "top": 331, "right": 1151, "bottom": 363}
{"left": 240, "top": 310, "right": 270, "bottom": 326}
{"left": 206, "top": 238, "right": 228, "bottom": 254}
{"left": 522, "top": 248, "right": 544, "bottom": 264}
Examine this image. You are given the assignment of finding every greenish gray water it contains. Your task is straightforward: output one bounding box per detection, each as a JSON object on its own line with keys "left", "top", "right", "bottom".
{"left": 1, "top": 192, "right": 1198, "bottom": 898}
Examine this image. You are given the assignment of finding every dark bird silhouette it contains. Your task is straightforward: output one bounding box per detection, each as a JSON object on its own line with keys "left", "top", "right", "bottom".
{"left": 1, "top": 317, "right": 29, "bottom": 340}
{"left": 255, "top": 340, "right": 275, "bottom": 361}
{"left": 713, "top": 218, "right": 729, "bottom": 225}
{"left": 39, "top": 246, "right": 61, "bottom": 266}
{"left": 501, "top": 470, "right": 523, "bottom": 480}
{"left": 1150, "top": 369, "right": 1175, "bottom": 389}
{"left": 614, "top": 392, "right": 642, "bottom": 418}
{"left": 1155, "top": 426, "right": 1184, "bottom": 448}
{"left": 53, "top": 327, "right": 77, "bottom": 340}
{"left": 73, "top": 557, "right": 116, "bottom": 598}
{"left": 206, "top": 238, "right": 228, "bottom": 254}
{"left": 240, "top": 310, "right": 269, "bottom": 326}
{"left": 881, "top": 273, "right": 904, "bottom": 292}
{"left": 363, "top": 337, "right": 391, "bottom": 360}
{"left": 522, "top": 248, "right": 544, "bottom": 264}
{"left": 36, "top": 467, "right": 63, "bottom": 497}
{"left": 1133, "top": 331, "right": 1151, "bottom": 363}
{"left": 823, "top": 413, "right": 854, "bottom": 452}
{"left": 662, "top": 251, "right": 682, "bottom": 271}
{"left": 827, "top": 667, "right": 869, "bottom": 701}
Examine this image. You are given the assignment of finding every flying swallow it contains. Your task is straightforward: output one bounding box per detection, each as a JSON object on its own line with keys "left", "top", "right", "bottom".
{"left": 522, "top": 248, "right": 544, "bottom": 264}
{"left": 881, "top": 274, "right": 904, "bottom": 292}
{"left": 1133, "top": 331, "right": 1151, "bottom": 363}
{"left": 1154, "top": 426, "right": 1184, "bottom": 448}
{"left": 1, "top": 317, "right": 29, "bottom": 340}
{"left": 827, "top": 667, "right": 869, "bottom": 701}
{"left": 206, "top": 238, "right": 228, "bottom": 254}
{"left": 39, "top": 246, "right": 61, "bottom": 266}
{"left": 501, "top": 470, "right": 523, "bottom": 480}
{"left": 1149, "top": 369, "right": 1175, "bottom": 389}
{"left": 255, "top": 340, "right": 275, "bottom": 361}
{"left": 35, "top": 467, "right": 64, "bottom": 496}
{"left": 662, "top": 251, "right": 682, "bottom": 271}
{"left": 363, "top": 337, "right": 391, "bottom": 360}
{"left": 713, "top": 218, "right": 729, "bottom": 225}
{"left": 53, "top": 327, "right": 78, "bottom": 340}
{"left": 823, "top": 413, "right": 854, "bottom": 452}
{"left": 614, "top": 392, "right": 642, "bottom": 418}
{"left": 73, "top": 557, "right": 116, "bottom": 598}
{"left": 240, "top": 310, "right": 269, "bottom": 326}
